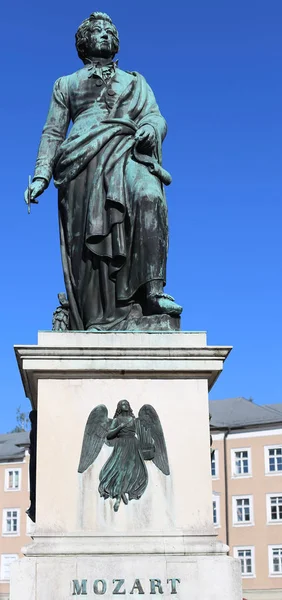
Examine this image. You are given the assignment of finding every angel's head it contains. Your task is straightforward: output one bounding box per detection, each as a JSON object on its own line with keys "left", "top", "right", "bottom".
{"left": 114, "top": 399, "right": 135, "bottom": 417}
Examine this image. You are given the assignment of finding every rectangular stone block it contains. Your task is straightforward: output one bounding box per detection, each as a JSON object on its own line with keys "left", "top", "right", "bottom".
{"left": 11, "top": 554, "right": 242, "bottom": 600}
{"left": 11, "top": 331, "right": 241, "bottom": 599}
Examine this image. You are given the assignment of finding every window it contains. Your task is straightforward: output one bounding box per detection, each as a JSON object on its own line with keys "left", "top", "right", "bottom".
{"left": 231, "top": 448, "right": 251, "bottom": 477}
{"left": 232, "top": 496, "right": 254, "bottom": 526}
{"left": 265, "top": 446, "right": 282, "bottom": 474}
{"left": 4, "top": 468, "right": 21, "bottom": 491}
{"left": 212, "top": 494, "right": 220, "bottom": 527}
{"left": 234, "top": 547, "right": 255, "bottom": 577}
{"left": 267, "top": 495, "right": 282, "bottom": 523}
{"left": 269, "top": 546, "right": 282, "bottom": 576}
{"left": 0, "top": 554, "right": 18, "bottom": 580}
{"left": 2, "top": 509, "right": 20, "bottom": 535}
{"left": 211, "top": 449, "right": 219, "bottom": 478}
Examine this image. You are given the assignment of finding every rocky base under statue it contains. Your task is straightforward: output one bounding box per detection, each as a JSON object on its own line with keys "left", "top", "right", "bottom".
{"left": 52, "top": 295, "right": 181, "bottom": 332}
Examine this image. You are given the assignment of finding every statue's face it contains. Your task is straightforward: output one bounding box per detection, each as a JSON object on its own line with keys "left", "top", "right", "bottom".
{"left": 88, "top": 19, "right": 116, "bottom": 59}
{"left": 119, "top": 400, "right": 130, "bottom": 412}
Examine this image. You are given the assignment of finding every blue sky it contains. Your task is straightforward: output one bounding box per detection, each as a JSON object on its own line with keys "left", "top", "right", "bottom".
{"left": 0, "top": 1, "right": 281, "bottom": 432}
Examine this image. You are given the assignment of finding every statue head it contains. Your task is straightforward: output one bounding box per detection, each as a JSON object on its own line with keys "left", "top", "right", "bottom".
{"left": 75, "top": 12, "right": 119, "bottom": 63}
{"left": 114, "top": 399, "right": 134, "bottom": 417}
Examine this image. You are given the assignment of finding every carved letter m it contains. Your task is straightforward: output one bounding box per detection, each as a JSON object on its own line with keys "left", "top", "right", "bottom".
{"left": 72, "top": 579, "right": 87, "bottom": 595}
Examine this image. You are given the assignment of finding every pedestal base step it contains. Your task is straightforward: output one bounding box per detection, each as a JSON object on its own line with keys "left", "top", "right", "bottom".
{"left": 11, "top": 553, "right": 242, "bottom": 600}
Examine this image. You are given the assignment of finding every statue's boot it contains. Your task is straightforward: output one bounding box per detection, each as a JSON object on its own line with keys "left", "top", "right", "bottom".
{"left": 146, "top": 293, "right": 183, "bottom": 317}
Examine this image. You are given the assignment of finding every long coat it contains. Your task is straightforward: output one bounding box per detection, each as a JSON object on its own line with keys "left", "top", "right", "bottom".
{"left": 34, "top": 65, "right": 171, "bottom": 330}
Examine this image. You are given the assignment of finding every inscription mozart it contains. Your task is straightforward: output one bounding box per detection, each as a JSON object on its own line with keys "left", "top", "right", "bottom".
{"left": 72, "top": 579, "right": 181, "bottom": 596}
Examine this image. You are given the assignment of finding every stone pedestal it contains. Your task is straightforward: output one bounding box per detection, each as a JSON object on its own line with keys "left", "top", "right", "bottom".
{"left": 12, "top": 331, "right": 242, "bottom": 599}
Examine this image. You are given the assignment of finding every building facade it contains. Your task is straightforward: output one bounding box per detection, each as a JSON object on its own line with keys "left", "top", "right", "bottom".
{"left": 210, "top": 398, "right": 282, "bottom": 600}
{"left": 0, "top": 432, "right": 30, "bottom": 600}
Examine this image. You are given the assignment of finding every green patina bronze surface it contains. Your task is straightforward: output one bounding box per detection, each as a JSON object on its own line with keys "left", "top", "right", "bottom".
{"left": 78, "top": 400, "right": 170, "bottom": 512}
{"left": 25, "top": 12, "right": 182, "bottom": 331}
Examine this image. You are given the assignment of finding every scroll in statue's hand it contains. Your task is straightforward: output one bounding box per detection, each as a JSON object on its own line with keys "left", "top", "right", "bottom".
{"left": 135, "top": 124, "right": 156, "bottom": 153}
{"left": 24, "top": 178, "right": 48, "bottom": 206}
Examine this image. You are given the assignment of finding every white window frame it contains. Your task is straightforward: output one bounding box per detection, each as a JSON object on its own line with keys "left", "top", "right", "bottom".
{"left": 231, "top": 447, "right": 252, "bottom": 478}
{"left": 0, "top": 554, "right": 18, "bottom": 580}
{"left": 234, "top": 546, "right": 255, "bottom": 578}
{"left": 211, "top": 449, "right": 219, "bottom": 479}
{"left": 264, "top": 445, "right": 282, "bottom": 476}
{"left": 266, "top": 494, "right": 282, "bottom": 524}
{"left": 4, "top": 468, "right": 22, "bottom": 492}
{"left": 2, "top": 508, "right": 20, "bottom": 536}
{"left": 232, "top": 495, "right": 254, "bottom": 526}
{"left": 212, "top": 493, "right": 220, "bottom": 527}
{"left": 268, "top": 545, "right": 282, "bottom": 576}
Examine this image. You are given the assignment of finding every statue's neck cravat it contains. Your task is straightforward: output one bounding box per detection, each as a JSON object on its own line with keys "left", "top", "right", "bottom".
{"left": 85, "top": 58, "right": 118, "bottom": 83}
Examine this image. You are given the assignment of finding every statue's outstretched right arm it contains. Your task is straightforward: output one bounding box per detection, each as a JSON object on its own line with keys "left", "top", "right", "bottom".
{"left": 25, "top": 77, "right": 70, "bottom": 204}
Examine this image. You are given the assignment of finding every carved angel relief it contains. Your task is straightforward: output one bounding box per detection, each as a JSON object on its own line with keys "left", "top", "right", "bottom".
{"left": 78, "top": 400, "right": 170, "bottom": 512}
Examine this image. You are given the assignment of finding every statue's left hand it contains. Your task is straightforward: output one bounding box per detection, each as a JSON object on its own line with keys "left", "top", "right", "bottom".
{"left": 135, "top": 124, "right": 156, "bottom": 153}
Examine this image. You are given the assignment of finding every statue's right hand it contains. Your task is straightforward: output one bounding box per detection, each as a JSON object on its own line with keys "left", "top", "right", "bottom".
{"left": 24, "top": 178, "right": 48, "bottom": 205}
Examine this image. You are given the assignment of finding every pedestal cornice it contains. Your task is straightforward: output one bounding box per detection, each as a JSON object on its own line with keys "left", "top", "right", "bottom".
{"left": 14, "top": 332, "right": 231, "bottom": 408}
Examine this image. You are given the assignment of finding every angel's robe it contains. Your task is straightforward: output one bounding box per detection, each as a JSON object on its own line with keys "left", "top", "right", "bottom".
{"left": 99, "top": 417, "right": 148, "bottom": 503}
{"left": 34, "top": 62, "right": 171, "bottom": 330}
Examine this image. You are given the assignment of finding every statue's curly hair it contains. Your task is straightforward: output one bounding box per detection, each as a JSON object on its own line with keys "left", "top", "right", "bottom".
{"left": 114, "top": 400, "right": 135, "bottom": 418}
{"left": 75, "top": 12, "right": 119, "bottom": 63}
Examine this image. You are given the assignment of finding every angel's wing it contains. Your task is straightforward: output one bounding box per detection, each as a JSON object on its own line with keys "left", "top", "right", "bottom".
{"left": 138, "top": 404, "right": 170, "bottom": 476}
{"left": 78, "top": 405, "right": 111, "bottom": 473}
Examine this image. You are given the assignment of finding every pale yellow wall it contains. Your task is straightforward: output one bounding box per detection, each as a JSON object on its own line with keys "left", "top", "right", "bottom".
{"left": 212, "top": 431, "right": 282, "bottom": 593}
{"left": 0, "top": 455, "right": 30, "bottom": 597}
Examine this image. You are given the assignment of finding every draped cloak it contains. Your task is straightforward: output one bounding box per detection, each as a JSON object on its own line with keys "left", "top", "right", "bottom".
{"left": 99, "top": 418, "right": 148, "bottom": 503}
{"left": 34, "top": 67, "right": 171, "bottom": 330}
